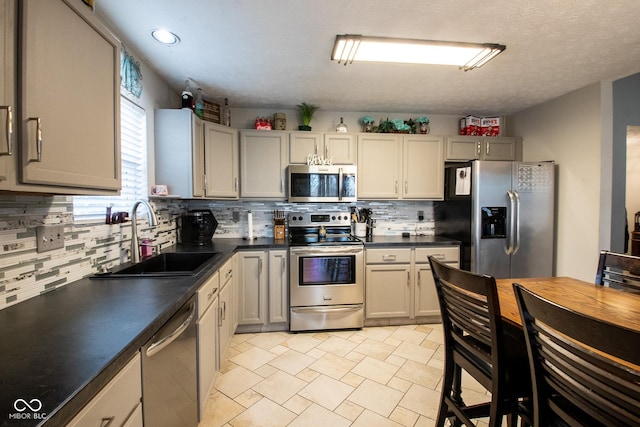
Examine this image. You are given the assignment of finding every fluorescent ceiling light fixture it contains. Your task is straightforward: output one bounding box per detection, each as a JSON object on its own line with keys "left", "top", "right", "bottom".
{"left": 331, "top": 35, "right": 505, "bottom": 71}
{"left": 151, "top": 29, "right": 180, "bottom": 45}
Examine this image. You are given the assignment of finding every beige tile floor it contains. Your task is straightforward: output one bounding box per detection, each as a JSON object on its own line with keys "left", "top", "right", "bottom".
{"left": 199, "top": 324, "right": 491, "bottom": 427}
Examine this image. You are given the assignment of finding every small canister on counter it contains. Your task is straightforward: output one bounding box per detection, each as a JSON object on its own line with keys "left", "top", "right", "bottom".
{"left": 273, "top": 113, "right": 286, "bottom": 130}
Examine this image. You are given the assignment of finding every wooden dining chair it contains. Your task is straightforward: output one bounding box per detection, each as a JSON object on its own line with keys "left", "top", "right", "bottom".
{"left": 595, "top": 250, "right": 640, "bottom": 291}
{"left": 429, "top": 256, "right": 531, "bottom": 427}
{"left": 513, "top": 283, "right": 640, "bottom": 427}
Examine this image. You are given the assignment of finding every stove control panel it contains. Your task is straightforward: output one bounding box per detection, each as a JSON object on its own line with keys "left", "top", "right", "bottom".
{"left": 288, "top": 212, "right": 351, "bottom": 227}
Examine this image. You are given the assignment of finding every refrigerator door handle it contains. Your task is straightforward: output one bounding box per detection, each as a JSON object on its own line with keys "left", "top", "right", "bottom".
{"left": 506, "top": 190, "right": 516, "bottom": 255}
{"left": 512, "top": 190, "right": 521, "bottom": 254}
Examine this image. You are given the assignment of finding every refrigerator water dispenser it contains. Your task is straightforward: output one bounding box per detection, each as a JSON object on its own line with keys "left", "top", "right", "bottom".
{"left": 481, "top": 207, "right": 506, "bottom": 238}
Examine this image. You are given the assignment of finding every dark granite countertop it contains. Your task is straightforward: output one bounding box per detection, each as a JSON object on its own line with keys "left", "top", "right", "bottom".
{"left": 0, "top": 236, "right": 456, "bottom": 426}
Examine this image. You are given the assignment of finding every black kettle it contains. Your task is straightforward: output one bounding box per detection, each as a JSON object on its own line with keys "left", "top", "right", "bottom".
{"left": 178, "top": 210, "right": 218, "bottom": 245}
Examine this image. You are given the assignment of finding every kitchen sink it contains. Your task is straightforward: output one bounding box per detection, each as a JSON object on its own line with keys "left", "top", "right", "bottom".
{"left": 92, "top": 252, "right": 222, "bottom": 278}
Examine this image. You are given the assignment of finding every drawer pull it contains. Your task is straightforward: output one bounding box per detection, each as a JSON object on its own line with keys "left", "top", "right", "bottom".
{"left": 382, "top": 255, "right": 397, "bottom": 261}
{"left": 0, "top": 105, "right": 12, "bottom": 156}
{"left": 100, "top": 417, "right": 115, "bottom": 427}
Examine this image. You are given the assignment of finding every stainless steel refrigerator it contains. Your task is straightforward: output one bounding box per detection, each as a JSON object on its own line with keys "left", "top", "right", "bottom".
{"left": 434, "top": 160, "right": 555, "bottom": 278}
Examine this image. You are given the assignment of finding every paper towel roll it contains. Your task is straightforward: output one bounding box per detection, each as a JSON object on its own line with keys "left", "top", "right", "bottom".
{"left": 247, "top": 211, "right": 253, "bottom": 239}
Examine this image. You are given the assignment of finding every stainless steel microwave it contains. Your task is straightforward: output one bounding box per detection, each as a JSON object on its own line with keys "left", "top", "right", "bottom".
{"left": 288, "top": 165, "right": 357, "bottom": 202}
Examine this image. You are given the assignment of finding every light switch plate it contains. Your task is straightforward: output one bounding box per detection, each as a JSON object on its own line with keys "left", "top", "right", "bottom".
{"left": 36, "top": 225, "right": 65, "bottom": 252}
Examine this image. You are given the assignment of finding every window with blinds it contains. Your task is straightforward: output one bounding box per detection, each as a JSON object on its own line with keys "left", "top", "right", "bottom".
{"left": 73, "top": 96, "right": 147, "bottom": 221}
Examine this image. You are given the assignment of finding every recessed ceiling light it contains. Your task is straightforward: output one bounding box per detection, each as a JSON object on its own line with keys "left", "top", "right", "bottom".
{"left": 151, "top": 29, "right": 180, "bottom": 45}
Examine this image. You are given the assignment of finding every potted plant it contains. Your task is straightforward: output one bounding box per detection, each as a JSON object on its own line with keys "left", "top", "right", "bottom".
{"left": 297, "top": 102, "right": 318, "bottom": 131}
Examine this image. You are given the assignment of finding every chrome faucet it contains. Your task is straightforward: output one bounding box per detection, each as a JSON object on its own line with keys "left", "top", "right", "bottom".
{"left": 130, "top": 199, "right": 158, "bottom": 263}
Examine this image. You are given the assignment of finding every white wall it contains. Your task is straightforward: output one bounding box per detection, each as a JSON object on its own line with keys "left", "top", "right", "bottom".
{"left": 511, "top": 83, "right": 603, "bottom": 281}
{"left": 120, "top": 47, "right": 178, "bottom": 188}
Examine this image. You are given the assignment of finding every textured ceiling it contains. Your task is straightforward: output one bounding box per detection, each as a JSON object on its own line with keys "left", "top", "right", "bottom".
{"left": 96, "top": 0, "right": 640, "bottom": 116}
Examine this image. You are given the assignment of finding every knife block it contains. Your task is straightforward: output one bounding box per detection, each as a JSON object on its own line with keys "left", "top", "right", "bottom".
{"left": 274, "top": 219, "right": 285, "bottom": 240}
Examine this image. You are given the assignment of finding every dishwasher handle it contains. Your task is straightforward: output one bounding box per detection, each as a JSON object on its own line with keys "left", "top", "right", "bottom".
{"left": 146, "top": 301, "right": 196, "bottom": 358}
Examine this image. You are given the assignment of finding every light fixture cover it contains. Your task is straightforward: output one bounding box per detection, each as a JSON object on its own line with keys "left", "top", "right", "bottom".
{"left": 151, "top": 29, "right": 180, "bottom": 45}
{"left": 331, "top": 35, "right": 505, "bottom": 71}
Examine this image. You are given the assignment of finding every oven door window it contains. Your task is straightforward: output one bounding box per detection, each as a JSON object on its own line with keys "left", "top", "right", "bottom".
{"left": 299, "top": 255, "right": 355, "bottom": 285}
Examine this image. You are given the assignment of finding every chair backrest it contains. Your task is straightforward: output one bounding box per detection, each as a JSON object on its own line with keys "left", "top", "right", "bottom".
{"left": 429, "top": 256, "right": 505, "bottom": 391}
{"left": 513, "top": 283, "right": 640, "bottom": 427}
{"left": 595, "top": 250, "right": 640, "bottom": 291}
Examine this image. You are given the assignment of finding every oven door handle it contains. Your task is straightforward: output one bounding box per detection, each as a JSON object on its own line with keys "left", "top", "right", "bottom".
{"left": 290, "top": 246, "right": 363, "bottom": 255}
{"left": 291, "top": 305, "right": 362, "bottom": 314}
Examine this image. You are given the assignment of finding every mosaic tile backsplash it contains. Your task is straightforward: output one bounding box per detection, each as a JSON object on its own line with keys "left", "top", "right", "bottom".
{"left": 0, "top": 195, "right": 433, "bottom": 310}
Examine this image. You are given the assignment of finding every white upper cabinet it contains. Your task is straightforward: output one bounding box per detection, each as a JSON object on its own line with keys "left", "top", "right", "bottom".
{"left": 204, "top": 122, "right": 239, "bottom": 199}
{"left": 289, "top": 131, "right": 356, "bottom": 165}
{"left": 240, "top": 130, "right": 287, "bottom": 199}
{"left": 445, "top": 135, "right": 522, "bottom": 161}
{"left": 18, "top": 0, "right": 121, "bottom": 192}
{"left": 357, "top": 133, "right": 444, "bottom": 200}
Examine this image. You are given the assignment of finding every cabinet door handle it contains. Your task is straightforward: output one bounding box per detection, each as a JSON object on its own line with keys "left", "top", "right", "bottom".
{"left": 0, "top": 106, "right": 13, "bottom": 156}
{"left": 281, "top": 256, "right": 285, "bottom": 273}
{"left": 486, "top": 141, "right": 490, "bottom": 156}
{"left": 218, "top": 306, "right": 223, "bottom": 326}
{"left": 395, "top": 181, "right": 398, "bottom": 194}
{"left": 407, "top": 271, "right": 410, "bottom": 286}
{"left": 258, "top": 258, "right": 263, "bottom": 275}
{"left": 405, "top": 181, "right": 408, "bottom": 193}
{"left": 100, "top": 417, "right": 115, "bottom": 427}
{"left": 314, "top": 142, "right": 318, "bottom": 155}
{"left": 222, "top": 301, "right": 226, "bottom": 320}
{"left": 417, "top": 271, "right": 421, "bottom": 286}
{"left": 382, "top": 254, "right": 396, "bottom": 261}
{"left": 477, "top": 141, "right": 481, "bottom": 156}
{"left": 280, "top": 179, "right": 284, "bottom": 193}
{"left": 234, "top": 177, "right": 238, "bottom": 191}
{"left": 28, "top": 117, "right": 43, "bottom": 162}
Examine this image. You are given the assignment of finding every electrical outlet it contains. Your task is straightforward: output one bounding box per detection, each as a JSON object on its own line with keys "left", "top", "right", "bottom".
{"left": 36, "top": 225, "right": 65, "bottom": 252}
{"left": 418, "top": 210, "right": 424, "bottom": 221}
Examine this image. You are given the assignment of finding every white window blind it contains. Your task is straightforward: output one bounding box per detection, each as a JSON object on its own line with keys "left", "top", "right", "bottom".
{"left": 73, "top": 97, "right": 147, "bottom": 221}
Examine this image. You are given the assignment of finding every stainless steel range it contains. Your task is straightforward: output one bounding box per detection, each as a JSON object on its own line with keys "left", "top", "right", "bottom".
{"left": 288, "top": 212, "right": 364, "bottom": 332}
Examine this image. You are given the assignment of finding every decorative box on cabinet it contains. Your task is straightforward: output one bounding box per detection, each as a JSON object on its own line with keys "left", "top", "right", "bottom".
{"left": 1, "top": 0, "right": 121, "bottom": 194}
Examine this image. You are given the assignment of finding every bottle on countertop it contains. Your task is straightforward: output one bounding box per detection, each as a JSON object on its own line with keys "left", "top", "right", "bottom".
{"left": 194, "top": 88, "right": 204, "bottom": 119}
{"left": 181, "top": 80, "right": 194, "bottom": 110}
{"left": 222, "top": 98, "right": 231, "bottom": 126}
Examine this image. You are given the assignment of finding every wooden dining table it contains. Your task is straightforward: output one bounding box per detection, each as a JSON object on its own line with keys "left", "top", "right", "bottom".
{"left": 495, "top": 275, "right": 640, "bottom": 334}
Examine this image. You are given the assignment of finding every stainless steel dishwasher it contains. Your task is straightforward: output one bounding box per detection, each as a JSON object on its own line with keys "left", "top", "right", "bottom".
{"left": 142, "top": 296, "right": 197, "bottom": 427}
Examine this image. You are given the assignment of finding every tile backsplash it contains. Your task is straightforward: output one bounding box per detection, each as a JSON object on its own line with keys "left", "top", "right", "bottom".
{"left": 0, "top": 195, "right": 433, "bottom": 310}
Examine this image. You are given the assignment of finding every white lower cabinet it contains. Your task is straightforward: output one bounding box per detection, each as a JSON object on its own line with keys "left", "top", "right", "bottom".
{"left": 217, "top": 256, "right": 235, "bottom": 369}
{"left": 236, "top": 249, "right": 288, "bottom": 332}
{"left": 67, "top": 352, "right": 142, "bottom": 427}
{"left": 197, "top": 270, "right": 219, "bottom": 421}
{"left": 414, "top": 247, "right": 459, "bottom": 317}
{"left": 365, "top": 249, "right": 412, "bottom": 319}
{"left": 365, "top": 246, "right": 459, "bottom": 325}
